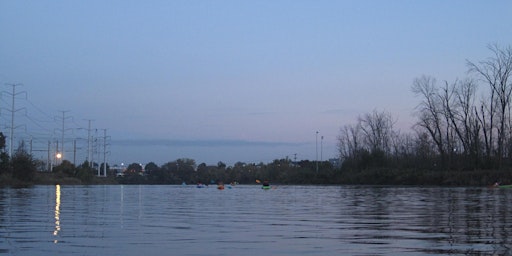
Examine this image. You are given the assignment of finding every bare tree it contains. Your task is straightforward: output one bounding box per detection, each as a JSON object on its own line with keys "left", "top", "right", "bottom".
{"left": 451, "top": 79, "right": 481, "bottom": 164}
{"left": 358, "top": 109, "right": 395, "bottom": 155}
{"left": 468, "top": 44, "right": 512, "bottom": 167}
{"left": 412, "top": 75, "right": 447, "bottom": 162}
{"left": 337, "top": 123, "right": 362, "bottom": 161}
{"left": 439, "top": 80, "right": 458, "bottom": 160}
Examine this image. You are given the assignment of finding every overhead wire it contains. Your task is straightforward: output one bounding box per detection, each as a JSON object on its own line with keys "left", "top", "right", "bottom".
{"left": 0, "top": 85, "right": 103, "bottom": 165}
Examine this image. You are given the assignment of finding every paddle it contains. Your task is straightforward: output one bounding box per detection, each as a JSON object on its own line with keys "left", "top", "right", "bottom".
{"left": 255, "top": 179, "right": 261, "bottom": 184}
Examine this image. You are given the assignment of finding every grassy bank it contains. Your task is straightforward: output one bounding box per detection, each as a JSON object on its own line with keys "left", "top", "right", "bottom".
{"left": 338, "top": 168, "right": 512, "bottom": 186}
{"left": 1, "top": 172, "right": 119, "bottom": 187}
{"left": 2, "top": 168, "right": 511, "bottom": 187}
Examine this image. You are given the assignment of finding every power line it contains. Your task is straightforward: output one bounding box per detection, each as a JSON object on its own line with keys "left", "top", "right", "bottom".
{"left": 0, "top": 83, "right": 109, "bottom": 169}
{"left": 24, "top": 97, "right": 54, "bottom": 120}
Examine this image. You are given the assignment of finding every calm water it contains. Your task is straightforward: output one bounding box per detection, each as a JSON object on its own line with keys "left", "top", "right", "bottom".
{"left": 1, "top": 185, "right": 512, "bottom": 256}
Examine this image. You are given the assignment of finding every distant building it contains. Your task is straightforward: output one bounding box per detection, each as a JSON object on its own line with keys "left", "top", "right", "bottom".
{"left": 111, "top": 164, "right": 127, "bottom": 177}
{"left": 329, "top": 158, "right": 341, "bottom": 168}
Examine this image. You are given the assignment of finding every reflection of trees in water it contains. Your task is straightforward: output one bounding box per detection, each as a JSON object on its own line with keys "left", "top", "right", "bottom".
{"left": 341, "top": 187, "right": 512, "bottom": 255}
{"left": 421, "top": 188, "right": 512, "bottom": 255}
{"left": 0, "top": 189, "right": 4, "bottom": 224}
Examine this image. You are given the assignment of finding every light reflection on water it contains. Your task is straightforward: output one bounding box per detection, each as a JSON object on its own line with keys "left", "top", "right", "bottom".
{"left": 0, "top": 185, "right": 511, "bottom": 255}
{"left": 53, "top": 184, "right": 60, "bottom": 243}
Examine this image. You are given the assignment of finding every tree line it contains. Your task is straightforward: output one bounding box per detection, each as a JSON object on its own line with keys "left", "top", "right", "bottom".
{"left": 0, "top": 133, "right": 40, "bottom": 186}
{"left": 0, "top": 132, "right": 340, "bottom": 185}
{"left": 119, "top": 158, "right": 338, "bottom": 185}
{"left": 337, "top": 44, "right": 512, "bottom": 185}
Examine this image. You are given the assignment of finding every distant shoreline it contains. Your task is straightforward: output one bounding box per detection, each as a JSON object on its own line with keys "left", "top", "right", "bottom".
{"left": 2, "top": 168, "right": 510, "bottom": 188}
{"left": 0, "top": 172, "right": 119, "bottom": 187}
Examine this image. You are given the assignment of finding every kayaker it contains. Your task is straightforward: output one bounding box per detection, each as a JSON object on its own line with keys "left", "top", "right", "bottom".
{"left": 262, "top": 180, "right": 270, "bottom": 187}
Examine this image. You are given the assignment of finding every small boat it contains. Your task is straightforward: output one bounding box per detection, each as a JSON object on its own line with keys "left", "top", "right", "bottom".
{"left": 262, "top": 180, "right": 271, "bottom": 190}
{"left": 499, "top": 184, "right": 512, "bottom": 188}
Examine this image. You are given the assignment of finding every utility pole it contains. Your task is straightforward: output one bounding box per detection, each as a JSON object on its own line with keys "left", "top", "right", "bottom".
{"left": 101, "top": 129, "right": 109, "bottom": 177}
{"left": 55, "top": 111, "right": 72, "bottom": 161}
{"left": 316, "top": 131, "right": 319, "bottom": 174}
{"left": 2, "top": 83, "right": 26, "bottom": 157}
{"left": 55, "top": 140, "right": 60, "bottom": 165}
{"left": 73, "top": 139, "right": 76, "bottom": 166}
{"left": 321, "top": 135, "right": 324, "bottom": 161}
{"left": 85, "top": 119, "right": 94, "bottom": 167}
{"left": 47, "top": 141, "right": 51, "bottom": 171}
{"left": 94, "top": 129, "right": 99, "bottom": 176}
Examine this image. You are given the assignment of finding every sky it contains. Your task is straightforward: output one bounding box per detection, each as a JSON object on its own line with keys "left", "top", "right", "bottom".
{"left": 0, "top": 0, "right": 511, "bottom": 167}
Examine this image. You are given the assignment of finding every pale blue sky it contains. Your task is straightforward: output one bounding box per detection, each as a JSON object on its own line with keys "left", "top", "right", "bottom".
{"left": 1, "top": 1, "right": 511, "bottom": 166}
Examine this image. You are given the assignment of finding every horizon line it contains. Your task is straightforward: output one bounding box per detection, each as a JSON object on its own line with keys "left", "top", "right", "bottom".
{"left": 111, "top": 138, "right": 309, "bottom": 148}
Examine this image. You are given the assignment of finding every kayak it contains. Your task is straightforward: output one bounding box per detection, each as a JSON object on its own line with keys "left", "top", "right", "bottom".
{"left": 499, "top": 184, "right": 512, "bottom": 188}
{"left": 262, "top": 185, "right": 271, "bottom": 190}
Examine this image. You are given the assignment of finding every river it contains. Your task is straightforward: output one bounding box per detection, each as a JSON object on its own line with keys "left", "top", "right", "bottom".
{"left": 1, "top": 185, "right": 511, "bottom": 255}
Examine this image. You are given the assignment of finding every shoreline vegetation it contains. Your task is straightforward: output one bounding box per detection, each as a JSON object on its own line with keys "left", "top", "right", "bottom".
{"left": 2, "top": 165, "right": 512, "bottom": 187}
{"left": 3, "top": 45, "right": 512, "bottom": 188}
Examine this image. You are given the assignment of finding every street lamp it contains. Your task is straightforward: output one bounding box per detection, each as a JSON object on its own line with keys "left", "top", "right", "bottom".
{"left": 316, "top": 131, "right": 319, "bottom": 174}
{"left": 321, "top": 135, "right": 324, "bottom": 161}
{"left": 55, "top": 152, "right": 62, "bottom": 166}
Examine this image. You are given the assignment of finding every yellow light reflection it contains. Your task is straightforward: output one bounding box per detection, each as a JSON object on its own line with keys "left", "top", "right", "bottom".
{"left": 53, "top": 184, "right": 61, "bottom": 243}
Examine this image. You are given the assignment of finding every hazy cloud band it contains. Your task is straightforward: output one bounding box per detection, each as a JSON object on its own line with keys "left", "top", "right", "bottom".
{"left": 111, "top": 139, "right": 307, "bottom": 148}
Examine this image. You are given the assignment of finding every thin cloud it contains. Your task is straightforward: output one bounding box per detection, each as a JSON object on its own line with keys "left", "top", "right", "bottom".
{"left": 247, "top": 111, "right": 277, "bottom": 116}
{"left": 111, "top": 138, "right": 307, "bottom": 148}
{"left": 321, "top": 108, "right": 358, "bottom": 115}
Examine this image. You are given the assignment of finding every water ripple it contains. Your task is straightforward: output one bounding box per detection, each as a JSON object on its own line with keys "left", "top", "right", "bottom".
{"left": 1, "top": 185, "right": 512, "bottom": 255}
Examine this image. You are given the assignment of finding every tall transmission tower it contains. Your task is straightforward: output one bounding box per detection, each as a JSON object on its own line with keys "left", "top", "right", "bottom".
{"left": 2, "top": 83, "right": 26, "bottom": 157}
{"left": 100, "top": 129, "right": 109, "bottom": 177}
{"left": 84, "top": 119, "right": 94, "bottom": 166}
{"left": 55, "top": 110, "right": 72, "bottom": 161}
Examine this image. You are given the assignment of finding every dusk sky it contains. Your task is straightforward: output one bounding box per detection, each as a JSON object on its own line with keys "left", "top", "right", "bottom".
{"left": 1, "top": 1, "right": 511, "bottom": 166}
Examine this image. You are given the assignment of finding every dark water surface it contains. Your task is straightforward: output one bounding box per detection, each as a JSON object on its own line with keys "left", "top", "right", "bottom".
{"left": 1, "top": 185, "right": 511, "bottom": 255}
